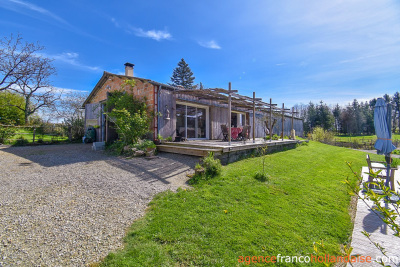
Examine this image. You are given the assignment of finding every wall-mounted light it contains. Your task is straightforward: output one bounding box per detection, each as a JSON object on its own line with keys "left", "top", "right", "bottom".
{"left": 164, "top": 105, "right": 170, "bottom": 120}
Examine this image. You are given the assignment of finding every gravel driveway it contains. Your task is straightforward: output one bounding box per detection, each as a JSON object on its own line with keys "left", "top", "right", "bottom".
{"left": 0, "top": 143, "right": 197, "bottom": 266}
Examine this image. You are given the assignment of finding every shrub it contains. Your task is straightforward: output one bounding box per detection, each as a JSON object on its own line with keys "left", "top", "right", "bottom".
{"left": 106, "top": 141, "right": 125, "bottom": 155}
{"left": 104, "top": 80, "right": 152, "bottom": 145}
{"left": 202, "top": 152, "right": 222, "bottom": 177}
{"left": 166, "top": 136, "right": 173, "bottom": 142}
{"left": 310, "top": 127, "right": 334, "bottom": 142}
{"left": 14, "top": 136, "right": 29, "bottom": 146}
{"left": 189, "top": 152, "right": 222, "bottom": 184}
{"left": 272, "top": 134, "right": 279, "bottom": 140}
{"left": 0, "top": 126, "right": 16, "bottom": 144}
{"left": 133, "top": 139, "right": 156, "bottom": 151}
{"left": 351, "top": 138, "right": 361, "bottom": 149}
{"left": 62, "top": 116, "right": 85, "bottom": 141}
{"left": 254, "top": 171, "right": 269, "bottom": 182}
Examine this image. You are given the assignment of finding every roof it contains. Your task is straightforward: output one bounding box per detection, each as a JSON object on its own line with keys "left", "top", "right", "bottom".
{"left": 175, "top": 88, "right": 293, "bottom": 114}
{"left": 82, "top": 71, "right": 179, "bottom": 106}
{"left": 83, "top": 71, "right": 298, "bottom": 116}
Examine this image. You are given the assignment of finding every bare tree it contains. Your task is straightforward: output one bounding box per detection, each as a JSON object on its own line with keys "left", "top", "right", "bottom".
{"left": 1, "top": 35, "right": 59, "bottom": 124}
{"left": 56, "top": 91, "right": 87, "bottom": 120}
{"left": 56, "top": 91, "right": 88, "bottom": 141}
{"left": 11, "top": 59, "right": 59, "bottom": 124}
{"left": 0, "top": 34, "right": 45, "bottom": 91}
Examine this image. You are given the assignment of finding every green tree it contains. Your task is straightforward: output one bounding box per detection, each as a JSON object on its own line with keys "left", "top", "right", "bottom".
{"left": 170, "top": 58, "right": 195, "bottom": 89}
{"left": 332, "top": 104, "right": 341, "bottom": 132}
{"left": 104, "top": 80, "right": 152, "bottom": 144}
{"left": 362, "top": 101, "right": 374, "bottom": 134}
{"left": 392, "top": 92, "right": 400, "bottom": 133}
{"left": 317, "top": 101, "right": 334, "bottom": 131}
{"left": 0, "top": 91, "right": 25, "bottom": 125}
{"left": 304, "top": 102, "right": 316, "bottom": 133}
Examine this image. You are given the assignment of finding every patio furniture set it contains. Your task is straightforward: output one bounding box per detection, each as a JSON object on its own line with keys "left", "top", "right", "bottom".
{"left": 220, "top": 125, "right": 251, "bottom": 142}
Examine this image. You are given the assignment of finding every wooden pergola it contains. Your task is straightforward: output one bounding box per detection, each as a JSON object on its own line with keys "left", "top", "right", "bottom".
{"left": 174, "top": 83, "right": 298, "bottom": 144}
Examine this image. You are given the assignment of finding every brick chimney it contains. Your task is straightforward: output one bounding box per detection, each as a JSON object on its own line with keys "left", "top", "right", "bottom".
{"left": 124, "top": 62, "right": 134, "bottom": 77}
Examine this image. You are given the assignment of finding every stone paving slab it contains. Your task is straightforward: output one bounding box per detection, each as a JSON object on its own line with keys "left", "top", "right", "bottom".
{"left": 349, "top": 166, "right": 400, "bottom": 267}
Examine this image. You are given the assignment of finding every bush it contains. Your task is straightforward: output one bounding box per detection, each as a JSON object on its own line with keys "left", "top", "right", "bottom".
{"left": 189, "top": 152, "right": 222, "bottom": 184}
{"left": 14, "top": 136, "right": 29, "bottom": 146}
{"left": 351, "top": 138, "right": 361, "bottom": 149}
{"left": 254, "top": 171, "right": 269, "bottom": 182}
{"left": 62, "top": 116, "right": 85, "bottom": 141}
{"left": 202, "top": 152, "right": 222, "bottom": 177}
{"left": 272, "top": 134, "right": 279, "bottom": 140}
{"left": 166, "top": 136, "right": 173, "bottom": 142}
{"left": 104, "top": 81, "right": 152, "bottom": 145}
{"left": 133, "top": 139, "right": 156, "bottom": 151}
{"left": 0, "top": 126, "right": 16, "bottom": 144}
{"left": 310, "top": 127, "right": 334, "bottom": 142}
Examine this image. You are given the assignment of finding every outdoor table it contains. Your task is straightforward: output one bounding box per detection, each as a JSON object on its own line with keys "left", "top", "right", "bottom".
{"left": 231, "top": 127, "right": 242, "bottom": 140}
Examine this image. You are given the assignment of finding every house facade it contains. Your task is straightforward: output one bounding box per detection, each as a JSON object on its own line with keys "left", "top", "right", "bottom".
{"left": 83, "top": 63, "right": 304, "bottom": 142}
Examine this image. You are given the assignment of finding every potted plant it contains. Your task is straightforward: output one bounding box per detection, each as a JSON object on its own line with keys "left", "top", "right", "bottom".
{"left": 154, "top": 134, "right": 163, "bottom": 145}
{"left": 145, "top": 142, "right": 157, "bottom": 157}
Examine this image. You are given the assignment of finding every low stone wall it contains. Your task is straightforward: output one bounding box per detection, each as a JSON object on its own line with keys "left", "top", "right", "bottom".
{"left": 216, "top": 140, "right": 300, "bottom": 165}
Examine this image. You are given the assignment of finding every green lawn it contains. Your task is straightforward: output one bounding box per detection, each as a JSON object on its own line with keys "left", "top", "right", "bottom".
{"left": 101, "top": 142, "right": 382, "bottom": 266}
{"left": 334, "top": 134, "right": 400, "bottom": 142}
{"left": 8, "top": 128, "right": 68, "bottom": 143}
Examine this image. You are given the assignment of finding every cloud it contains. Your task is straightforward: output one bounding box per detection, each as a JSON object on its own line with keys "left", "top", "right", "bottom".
{"left": 0, "top": 0, "right": 103, "bottom": 41}
{"left": 198, "top": 40, "right": 221, "bottom": 49}
{"left": 108, "top": 18, "right": 172, "bottom": 42}
{"left": 2, "top": 0, "right": 69, "bottom": 25}
{"left": 110, "top": 17, "right": 119, "bottom": 28}
{"left": 52, "top": 52, "right": 100, "bottom": 72}
{"left": 128, "top": 26, "right": 172, "bottom": 41}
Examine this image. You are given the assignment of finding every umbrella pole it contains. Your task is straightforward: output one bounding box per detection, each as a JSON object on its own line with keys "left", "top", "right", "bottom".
{"left": 385, "top": 153, "right": 391, "bottom": 188}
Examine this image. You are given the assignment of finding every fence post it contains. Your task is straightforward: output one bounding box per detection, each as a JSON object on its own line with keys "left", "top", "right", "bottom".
{"left": 33, "top": 127, "right": 36, "bottom": 143}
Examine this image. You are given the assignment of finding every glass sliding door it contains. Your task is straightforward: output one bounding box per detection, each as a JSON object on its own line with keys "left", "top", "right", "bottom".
{"left": 175, "top": 103, "right": 208, "bottom": 139}
{"left": 176, "top": 104, "right": 186, "bottom": 138}
{"left": 197, "top": 107, "right": 206, "bottom": 138}
{"left": 186, "top": 106, "right": 196, "bottom": 138}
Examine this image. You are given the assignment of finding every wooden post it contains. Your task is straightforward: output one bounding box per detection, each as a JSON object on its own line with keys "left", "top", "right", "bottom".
{"left": 106, "top": 116, "right": 108, "bottom": 143}
{"left": 32, "top": 127, "right": 36, "bottom": 143}
{"left": 269, "top": 98, "right": 272, "bottom": 142}
{"left": 228, "top": 82, "right": 232, "bottom": 145}
{"left": 252, "top": 92, "right": 256, "bottom": 143}
{"left": 281, "top": 103, "right": 284, "bottom": 141}
{"left": 291, "top": 107, "right": 294, "bottom": 140}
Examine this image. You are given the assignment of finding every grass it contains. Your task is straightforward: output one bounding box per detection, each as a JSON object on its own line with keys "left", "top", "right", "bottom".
{"left": 334, "top": 134, "right": 400, "bottom": 142}
{"left": 7, "top": 128, "right": 68, "bottom": 144}
{"left": 100, "top": 142, "right": 383, "bottom": 266}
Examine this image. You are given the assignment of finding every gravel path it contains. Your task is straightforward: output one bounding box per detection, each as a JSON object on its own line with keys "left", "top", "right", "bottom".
{"left": 0, "top": 144, "right": 198, "bottom": 266}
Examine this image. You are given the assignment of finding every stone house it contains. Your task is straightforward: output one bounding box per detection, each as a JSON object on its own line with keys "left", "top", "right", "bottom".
{"left": 83, "top": 63, "right": 303, "bottom": 142}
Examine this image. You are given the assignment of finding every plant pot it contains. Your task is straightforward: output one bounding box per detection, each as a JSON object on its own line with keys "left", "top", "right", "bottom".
{"left": 154, "top": 139, "right": 161, "bottom": 145}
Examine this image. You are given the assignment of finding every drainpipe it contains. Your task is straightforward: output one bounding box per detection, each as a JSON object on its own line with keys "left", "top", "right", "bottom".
{"left": 157, "top": 85, "right": 161, "bottom": 138}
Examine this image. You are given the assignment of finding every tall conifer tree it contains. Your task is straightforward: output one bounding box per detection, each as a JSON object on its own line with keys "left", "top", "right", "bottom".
{"left": 170, "top": 58, "right": 195, "bottom": 89}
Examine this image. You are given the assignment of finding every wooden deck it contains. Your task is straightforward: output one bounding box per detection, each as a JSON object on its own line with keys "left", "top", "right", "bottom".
{"left": 157, "top": 138, "right": 301, "bottom": 163}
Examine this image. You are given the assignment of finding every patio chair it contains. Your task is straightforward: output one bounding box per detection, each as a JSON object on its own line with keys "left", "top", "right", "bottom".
{"left": 221, "top": 124, "right": 229, "bottom": 141}
{"left": 365, "top": 154, "right": 395, "bottom": 191}
{"left": 239, "top": 125, "right": 251, "bottom": 141}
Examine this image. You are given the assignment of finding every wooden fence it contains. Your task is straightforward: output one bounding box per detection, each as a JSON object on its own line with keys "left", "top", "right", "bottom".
{"left": 0, "top": 124, "right": 68, "bottom": 144}
{"left": 321, "top": 138, "right": 400, "bottom": 150}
